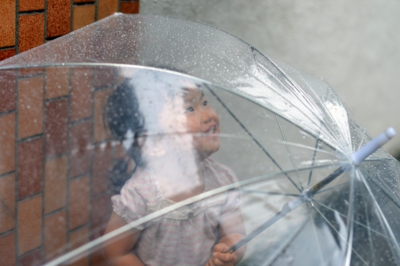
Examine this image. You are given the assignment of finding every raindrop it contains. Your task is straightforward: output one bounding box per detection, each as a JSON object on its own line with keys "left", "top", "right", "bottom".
{"left": 100, "top": 142, "right": 107, "bottom": 150}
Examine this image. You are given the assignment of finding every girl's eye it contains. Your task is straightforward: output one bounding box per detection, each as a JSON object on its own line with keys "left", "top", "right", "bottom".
{"left": 202, "top": 100, "right": 208, "bottom": 106}
{"left": 185, "top": 107, "right": 195, "bottom": 113}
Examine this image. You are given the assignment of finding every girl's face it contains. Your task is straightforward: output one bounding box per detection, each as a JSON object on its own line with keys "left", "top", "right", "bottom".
{"left": 180, "top": 87, "right": 220, "bottom": 160}
{"left": 144, "top": 84, "right": 220, "bottom": 162}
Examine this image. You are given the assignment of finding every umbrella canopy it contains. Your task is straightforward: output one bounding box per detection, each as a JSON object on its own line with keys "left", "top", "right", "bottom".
{"left": 0, "top": 14, "right": 399, "bottom": 266}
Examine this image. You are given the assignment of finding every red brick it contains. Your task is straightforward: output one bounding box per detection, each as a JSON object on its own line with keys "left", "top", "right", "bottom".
{"left": 47, "top": 0, "right": 71, "bottom": 37}
{"left": 73, "top": 5, "right": 95, "bottom": 31}
{"left": 18, "top": 249, "right": 43, "bottom": 266}
{"left": 0, "top": 174, "right": 15, "bottom": 233}
{"left": 45, "top": 99, "right": 68, "bottom": 156}
{"left": 98, "top": 0, "right": 118, "bottom": 20}
{"left": 0, "top": 232, "right": 16, "bottom": 266}
{"left": 44, "top": 156, "right": 67, "bottom": 213}
{"left": 0, "top": 48, "right": 16, "bottom": 61}
{"left": 18, "top": 77, "right": 44, "bottom": 139}
{"left": 19, "top": 14, "right": 45, "bottom": 52}
{"left": 0, "top": 113, "right": 15, "bottom": 175}
{"left": 69, "top": 175, "right": 90, "bottom": 229}
{"left": 0, "top": 0, "right": 16, "bottom": 47}
{"left": 93, "top": 143, "right": 112, "bottom": 195}
{"left": 44, "top": 211, "right": 67, "bottom": 260}
{"left": 18, "top": 138, "right": 43, "bottom": 199}
{"left": 90, "top": 193, "right": 112, "bottom": 240}
{"left": 18, "top": 195, "right": 42, "bottom": 255}
{"left": 0, "top": 71, "right": 16, "bottom": 113}
{"left": 71, "top": 68, "right": 93, "bottom": 121}
{"left": 121, "top": 1, "right": 139, "bottom": 14}
{"left": 69, "top": 121, "right": 92, "bottom": 178}
{"left": 19, "top": 0, "right": 44, "bottom": 12}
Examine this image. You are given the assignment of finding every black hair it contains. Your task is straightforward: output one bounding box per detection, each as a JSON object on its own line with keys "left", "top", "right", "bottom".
{"left": 104, "top": 67, "right": 195, "bottom": 194}
{"left": 104, "top": 78, "right": 146, "bottom": 194}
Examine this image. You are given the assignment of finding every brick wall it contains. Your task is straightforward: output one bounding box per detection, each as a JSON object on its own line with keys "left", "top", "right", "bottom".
{"left": 0, "top": 3, "right": 139, "bottom": 264}
{"left": 0, "top": 65, "right": 127, "bottom": 265}
{"left": 0, "top": 0, "right": 139, "bottom": 61}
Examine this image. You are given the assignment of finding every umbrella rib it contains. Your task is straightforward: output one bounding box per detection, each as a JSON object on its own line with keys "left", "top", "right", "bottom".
{"left": 45, "top": 164, "right": 340, "bottom": 266}
{"left": 261, "top": 217, "right": 310, "bottom": 266}
{"left": 277, "top": 141, "right": 337, "bottom": 156}
{"left": 367, "top": 176, "right": 400, "bottom": 211}
{"left": 364, "top": 158, "right": 393, "bottom": 162}
{"left": 307, "top": 203, "right": 326, "bottom": 265}
{"left": 227, "top": 164, "right": 348, "bottom": 253}
{"left": 364, "top": 200, "right": 377, "bottom": 264}
{"left": 198, "top": 68, "right": 341, "bottom": 153}
{"left": 205, "top": 84, "right": 302, "bottom": 192}
{"left": 344, "top": 168, "right": 356, "bottom": 266}
{"left": 275, "top": 115, "right": 304, "bottom": 190}
{"left": 251, "top": 48, "right": 342, "bottom": 151}
{"left": 358, "top": 171, "right": 400, "bottom": 256}
{"left": 240, "top": 189, "right": 300, "bottom": 197}
{"left": 312, "top": 203, "right": 369, "bottom": 265}
{"left": 307, "top": 138, "right": 321, "bottom": 189}
{"left": 312, "top": 201, "right": 389, "bottom": 239}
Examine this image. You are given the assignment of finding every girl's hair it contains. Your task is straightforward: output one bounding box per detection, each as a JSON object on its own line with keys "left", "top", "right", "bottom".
{"left": 104, "top": 68, "right": 195, "bottom": 193}
{"left": 104, "top": 78, "right": 146, "bottom": 194}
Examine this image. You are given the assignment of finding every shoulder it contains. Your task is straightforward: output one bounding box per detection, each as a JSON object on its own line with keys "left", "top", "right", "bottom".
{"left": 120, "top": 167, "right": 158, "bottom": 201}
{"left": 204, "top": 158, "right": 238, "bottom": 186}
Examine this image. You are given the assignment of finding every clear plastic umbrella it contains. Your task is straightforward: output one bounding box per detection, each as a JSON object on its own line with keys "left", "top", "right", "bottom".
{"left": 0, "top": 14, "right": 399, "bottom": 266}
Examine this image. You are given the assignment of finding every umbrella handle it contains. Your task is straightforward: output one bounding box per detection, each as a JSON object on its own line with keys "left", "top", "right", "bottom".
{"left": 351, "top": 127, "right": 396, "bottom": 165}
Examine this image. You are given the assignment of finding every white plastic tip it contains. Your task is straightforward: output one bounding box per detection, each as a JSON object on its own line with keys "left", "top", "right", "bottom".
{"left": 385, "top": 127, "right": 397, "bottom": 139}
{"left": 351, "top": 127, "right": 396, "bottom": 166}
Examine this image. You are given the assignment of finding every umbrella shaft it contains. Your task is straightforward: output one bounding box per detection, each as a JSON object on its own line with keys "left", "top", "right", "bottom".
{"left": 308, "top": 166, "right": 347, "bottom": 197}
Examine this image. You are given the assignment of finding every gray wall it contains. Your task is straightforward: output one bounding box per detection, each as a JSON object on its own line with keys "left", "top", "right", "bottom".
{"left": 141, "top": 0, "right": 400, "bottom": 155}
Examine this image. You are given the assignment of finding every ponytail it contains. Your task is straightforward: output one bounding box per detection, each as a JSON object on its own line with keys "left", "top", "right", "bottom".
{"left": 103, "top": 79, "right": 146, "bottom": 194}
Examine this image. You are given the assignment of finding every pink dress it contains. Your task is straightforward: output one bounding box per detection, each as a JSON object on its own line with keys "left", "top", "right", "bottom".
{"left": 111, "top": 158, "right": 240, "bottom": 266}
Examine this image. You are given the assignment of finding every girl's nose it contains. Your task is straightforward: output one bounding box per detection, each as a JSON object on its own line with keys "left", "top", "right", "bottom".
{"left": 201, "top": 108, "right": 216, "bottom": 124}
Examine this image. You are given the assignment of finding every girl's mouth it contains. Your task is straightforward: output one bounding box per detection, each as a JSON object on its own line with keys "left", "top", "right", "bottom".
{"left": 203, "top": 125, "right": 217, "bottom": 136}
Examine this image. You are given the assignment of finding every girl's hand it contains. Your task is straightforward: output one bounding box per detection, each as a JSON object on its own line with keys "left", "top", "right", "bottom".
{"left": 205, "top": 243, "right": 237, "bottom": 266}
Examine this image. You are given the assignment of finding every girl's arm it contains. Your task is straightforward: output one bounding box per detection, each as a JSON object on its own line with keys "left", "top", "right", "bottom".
{"left": 206, "top": 208, "right": 246, "bottom": 266}
{"left": 103, "top": 212, "right": 144, "bottom": 266}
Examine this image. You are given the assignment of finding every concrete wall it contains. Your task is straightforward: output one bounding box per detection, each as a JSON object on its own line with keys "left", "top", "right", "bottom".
{"left": 141, "top": 0, "right": 400, "bottom": 155}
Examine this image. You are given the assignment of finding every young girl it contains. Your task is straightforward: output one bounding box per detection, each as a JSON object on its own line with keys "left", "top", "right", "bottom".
{"left": 103, "top": 70, "right": 245, "bottom": 266}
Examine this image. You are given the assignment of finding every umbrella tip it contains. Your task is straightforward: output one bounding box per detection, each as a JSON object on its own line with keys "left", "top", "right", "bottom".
{"left": 351, "top": 127, "right": 396, "bottom": 166}
{"left": 385, "top": 127, "right": 396, "bottom": 138}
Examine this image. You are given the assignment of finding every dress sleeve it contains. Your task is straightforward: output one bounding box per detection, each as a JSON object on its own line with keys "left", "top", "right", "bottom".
{"left": 111, "top": 177, "right": 148, "bottom": 230}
